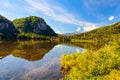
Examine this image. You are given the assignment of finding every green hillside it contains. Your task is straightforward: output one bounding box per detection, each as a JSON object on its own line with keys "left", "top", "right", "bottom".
{"left": 69, "top": 22, "right": 120, "bottom": 42}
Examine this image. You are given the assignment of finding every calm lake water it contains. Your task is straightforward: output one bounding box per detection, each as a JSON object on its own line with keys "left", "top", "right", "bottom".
{"left": 0, "top": 41, "right": 86, "bottom": 80}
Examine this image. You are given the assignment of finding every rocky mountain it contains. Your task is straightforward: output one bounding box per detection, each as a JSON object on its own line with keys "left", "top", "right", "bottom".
{"left": 0, "top": 15, "right": 18, "bottom": 39}
{"left": 13, "top": 16, "right": 57, "bottom": 36}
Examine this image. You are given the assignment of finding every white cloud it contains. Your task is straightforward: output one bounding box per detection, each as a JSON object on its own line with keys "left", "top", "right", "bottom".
{"left": 109, "top": 16, "right": 114, "bottom": 21}
{"left": 83, "top": 25, "right": 97, "bottom": 31}
{"left": 25, "top": 0, "right": 96, "bottom": 32}
{"left": 76, "top": 27, "right": 81, "bottom": 32}
{"left": 56, "top": 31, "right": 62, "bottom": 34}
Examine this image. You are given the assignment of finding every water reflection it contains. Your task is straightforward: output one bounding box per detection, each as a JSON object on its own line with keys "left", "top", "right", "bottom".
{"left": 0, "top": 41, "right": 103, "bottom": 80}
{"left": 12, "top": 41, "right": 57, "bottom": 61}
{"left": 0, "top": 41, "right": 103, "bottom": 60}
{"left": 0, "top": 41, "right": 18, "bottom": 59}
{"left": 0, "top": 41, "right": 57, "bottom": 61}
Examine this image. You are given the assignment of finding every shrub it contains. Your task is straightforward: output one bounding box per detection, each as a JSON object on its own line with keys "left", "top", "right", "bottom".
{"left": 61, "top": 42, "right": 120, "bottom": 80}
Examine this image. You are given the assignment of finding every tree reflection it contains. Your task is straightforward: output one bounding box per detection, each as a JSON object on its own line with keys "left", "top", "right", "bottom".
{"left": 0, "top": 41, "right": 18, "bottom": 59}
{"left": 0, "top": 41, "right": 57, "bottom": 61}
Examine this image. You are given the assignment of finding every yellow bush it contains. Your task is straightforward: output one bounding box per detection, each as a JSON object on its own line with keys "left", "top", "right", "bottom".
{"left": 61, "top": 42, "right": 120, "bottom": 80}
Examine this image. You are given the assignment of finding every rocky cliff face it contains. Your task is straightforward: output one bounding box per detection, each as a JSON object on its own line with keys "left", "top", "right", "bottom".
{"left": 13, "top": 16, "right": 57, "bottom": 36}
{"left": 0, "top": 15, "right": 18, "bottom": 39}
{"left": 33, "top": 20, "right": 47, "bottom": 32}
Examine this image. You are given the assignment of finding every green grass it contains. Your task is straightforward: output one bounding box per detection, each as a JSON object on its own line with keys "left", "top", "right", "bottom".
{"left": 61, "top": 41, "right": 120, "bottom": 80}
{"left": 71, "top": 39, "right": 93, "bottom": 43}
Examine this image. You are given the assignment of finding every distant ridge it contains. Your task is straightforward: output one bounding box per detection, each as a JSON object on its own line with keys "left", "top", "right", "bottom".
{"left": 63, "top": 32, "right": 81, "bottom": 36}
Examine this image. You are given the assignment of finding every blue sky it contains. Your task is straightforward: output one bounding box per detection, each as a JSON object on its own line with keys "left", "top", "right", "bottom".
{"left": 0, "top": 0, "right": 120, "bottom": 34}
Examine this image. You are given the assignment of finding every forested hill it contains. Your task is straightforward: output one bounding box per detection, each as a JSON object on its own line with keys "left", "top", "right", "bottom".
{"left": 0, "top": 15, "right": 19, "bottom": 39}
{"left": 0, "top": 15, "right": 57, "bottom": 40}
{"left": 13, "top": 16, "right": 57, "bottom": 36}
{"left": 68, "top": 22, "right": 120, "bottom": 42}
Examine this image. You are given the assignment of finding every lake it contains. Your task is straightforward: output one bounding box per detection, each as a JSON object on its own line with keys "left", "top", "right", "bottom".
{"left": 0, "top": 41, "right": 101, "bottom": 80}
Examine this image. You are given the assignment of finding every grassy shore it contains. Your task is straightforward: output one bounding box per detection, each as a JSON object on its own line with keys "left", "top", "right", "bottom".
{"left": 61, "top": 41, "right": 120, "bottom": 80}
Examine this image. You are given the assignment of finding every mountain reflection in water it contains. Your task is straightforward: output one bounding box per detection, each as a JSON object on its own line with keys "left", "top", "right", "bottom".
{"left": 0, "top": 41, "right": 57, "bottom": 61}
{"left": 0, "top": 41, "right": 103, "bottom": 80}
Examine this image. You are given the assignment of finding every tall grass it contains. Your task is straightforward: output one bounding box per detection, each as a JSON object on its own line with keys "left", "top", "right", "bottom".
{"left": 61, "top": 42, "right": 120, "bottom": 80}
